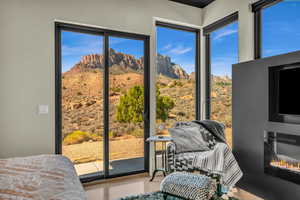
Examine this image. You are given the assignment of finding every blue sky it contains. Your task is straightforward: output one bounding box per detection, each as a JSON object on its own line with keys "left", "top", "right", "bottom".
{"left": 62, "top": 28, "right": 196, "bottom": 74}
{"left": 62, "top": 0, "right": 300, "bottom": 75}
{"left": 62, "top": 31, "right": 102, "bottom": 72}
{"left": 109, "top": 37, "right": 144, "bottom": 58}
{"left": 210, "top": 22, "right": 238, "bottom": 77}
{"left": 210, "top": 1, "right": 300, "bottom": 77}
{"left": 262, "top": 1, "right": 300, "bottom": 57}
{"left": 61, "top": 32, "right": 143, "bottom": 72}
{"left": 156, "top": 26, "right": 196, "bottom": 74}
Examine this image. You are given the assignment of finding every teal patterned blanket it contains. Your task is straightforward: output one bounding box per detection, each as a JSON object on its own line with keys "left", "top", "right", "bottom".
{"left": 119, "top": 191, "right": 239, "bottom": 200}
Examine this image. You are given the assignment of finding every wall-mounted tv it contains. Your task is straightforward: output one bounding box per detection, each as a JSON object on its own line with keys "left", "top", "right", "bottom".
{"left": 269, "top": 62, "right": 300, "bottom": 124}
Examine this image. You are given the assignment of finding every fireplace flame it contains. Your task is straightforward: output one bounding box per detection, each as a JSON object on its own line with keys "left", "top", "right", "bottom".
{"left": 270, "top": 160, "right": 300, "bottom": 172}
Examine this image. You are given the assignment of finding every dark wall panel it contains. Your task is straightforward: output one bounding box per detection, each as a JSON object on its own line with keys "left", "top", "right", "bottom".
{"left": 233, "top": 50, "right": 300, "bottom": 200}
{"left": 169, "top": 0, "right": 215, "bottom": 8}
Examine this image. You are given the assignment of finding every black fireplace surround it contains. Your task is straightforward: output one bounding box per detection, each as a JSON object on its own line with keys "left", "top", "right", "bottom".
{"left": 264, "top": 131, "right": 300, "bottom": 185}
{"left": 233, "top": 50, "right": 300, "bottom": 199}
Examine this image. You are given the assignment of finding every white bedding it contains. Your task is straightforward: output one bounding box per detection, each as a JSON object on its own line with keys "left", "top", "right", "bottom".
{"left": 0, "top": 155, "right": 87, "bottom": 200}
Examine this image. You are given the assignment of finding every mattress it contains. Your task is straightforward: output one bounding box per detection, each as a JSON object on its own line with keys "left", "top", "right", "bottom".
{"left": 0, "top": 154, "right": 86, "bottom": 200}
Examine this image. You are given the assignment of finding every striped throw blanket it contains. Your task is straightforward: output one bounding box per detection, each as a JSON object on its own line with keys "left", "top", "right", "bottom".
{"left": 192, "top": 143, "right": 243, "bottom": 188}
{"left": 168, "top": 142, "right": 243, "bottom": 188}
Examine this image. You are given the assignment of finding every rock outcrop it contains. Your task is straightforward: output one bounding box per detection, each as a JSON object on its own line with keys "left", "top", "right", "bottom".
{"left": 67, "top": 49, "right": 189, "bottom": 79}
{"left": 68, "top": 49, "right": 143, "bottom": 73}
{"left": 156, "top": 54, "right": 189, "bottom": 79}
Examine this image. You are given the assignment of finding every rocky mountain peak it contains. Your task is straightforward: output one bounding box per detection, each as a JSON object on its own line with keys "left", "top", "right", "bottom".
{"left": 156, "top": 54, "right": 189, "bottom": 79}
{"left": 67, "top": 49, "right": 189, "bottom": 79}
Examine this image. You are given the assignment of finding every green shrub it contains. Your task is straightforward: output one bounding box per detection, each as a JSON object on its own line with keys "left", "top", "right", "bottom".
{"left": 116, "top": 85, "right": 175, "bottom": 123}
{"left": 63, "top": 131, "right": 100, "bottom": 145}
{"left": 157, "top": 82, "right": 167, "bottom": 88}
{"left": 110, "top": 87, "right": 121, "bottom": 93}
{"left": 156, "top": 87, "right": 175, "bottom": 122}
{"left": 131, "top": 128, "right": 144, "bottom": 138}
{"left": 169, "top": 80, "right": 184, "bottom": 88}
{"left": 116, "top": 86, "right": 144, "bottom": 123}
{"left": 216, "top": 81, "right": 231, "bottom": 87}
{"left": 109, "top": 131, "right": 118, "bottom": 138}
{"left": 177, "top": 111, "right": 186, "bottom": 117}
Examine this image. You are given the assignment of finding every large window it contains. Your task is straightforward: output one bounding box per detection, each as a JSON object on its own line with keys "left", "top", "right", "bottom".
{"left": 204, "top": 13, "right": 239, "bottom": 148}
{"left": 56, "top": 22, "right": 150, "bottom": 181}
{"left": 155, "top": 22, "right": 200, "bottom": 134}
{"left": 253, "top": 0, "right": 300, "bottom": 58}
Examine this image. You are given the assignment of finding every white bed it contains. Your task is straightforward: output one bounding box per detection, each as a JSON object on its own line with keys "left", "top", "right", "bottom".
{"left": 0, "top": 154, "right": 87, "bottom": 200}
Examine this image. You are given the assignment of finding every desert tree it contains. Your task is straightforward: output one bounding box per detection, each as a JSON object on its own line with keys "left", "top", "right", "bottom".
{"left": 116, "top": 85, "right": 175, "bottom": 124}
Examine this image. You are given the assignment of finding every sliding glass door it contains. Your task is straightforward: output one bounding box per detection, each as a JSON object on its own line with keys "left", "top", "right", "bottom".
{"left": 56, "top": 23, "right": 149, "bottom": 181}
{"left": 108, "top": 37, "right": 146, "bottom": 175}
{"left": 60, "top": 30, "right": 104, "bottom": 176}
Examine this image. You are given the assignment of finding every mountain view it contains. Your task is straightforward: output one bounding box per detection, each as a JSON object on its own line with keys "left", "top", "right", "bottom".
{"left": 62, "top": 48, "right": 232, "bottom": 166}
{"left": 62, "top": 49, "right": 194, "bottom": 140}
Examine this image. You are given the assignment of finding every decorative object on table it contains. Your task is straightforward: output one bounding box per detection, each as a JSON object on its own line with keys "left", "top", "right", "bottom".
{"left": 167, "top": 120, "right": 243, "bottom": 196}
{"left": 146, "top": 135, "right": 173, "bottom": 181}
{"left": 157, "top": 124, "right": 167, "bottom": 135}
{"left": 160, "top": 172, "right": 217, "bottom": 200}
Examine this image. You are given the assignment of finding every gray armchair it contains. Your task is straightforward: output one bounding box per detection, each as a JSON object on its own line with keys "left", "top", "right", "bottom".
{"left": 167, "top": 141, "right": 224, "bottom": 196}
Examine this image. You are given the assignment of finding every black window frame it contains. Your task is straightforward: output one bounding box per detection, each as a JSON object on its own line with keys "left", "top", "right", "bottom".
{"left": 55, "top": 22, "right": 150, "bottom": 183}
{"left": 155, "top": 21, "right": 201, "bottom": 120}
{"left": 203, "top": 12, "right": 239, "bottom": 120}
{"left": 252, "top": 0, "right": 283, "bottom": 59}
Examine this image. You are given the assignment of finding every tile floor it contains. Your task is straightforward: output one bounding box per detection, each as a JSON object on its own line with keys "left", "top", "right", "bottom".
{"left": 84, "top": 174, "right": 264, "bottom": 200}
{"left": 76, "top": 158, "right": 145, "bottom": 176}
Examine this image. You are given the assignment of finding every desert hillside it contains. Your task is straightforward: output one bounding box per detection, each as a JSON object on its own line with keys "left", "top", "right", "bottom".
{"left": 62, "top": 49, "right": 232, "bottom": 144}
{"left": 210, "top": 75, "right": 232, "bottom": 129}
{"left": 62, "top": 49, "right": 192, "bottom": 140}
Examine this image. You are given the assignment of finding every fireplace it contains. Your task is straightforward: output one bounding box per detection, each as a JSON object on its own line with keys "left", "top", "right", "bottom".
{"left": 264, "top": 132, "right": 300, "bottom": 184}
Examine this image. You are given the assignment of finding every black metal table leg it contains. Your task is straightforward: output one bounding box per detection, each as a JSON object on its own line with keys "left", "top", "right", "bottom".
{"left": 150, "top": 169, "right": 159, "bottom": 181}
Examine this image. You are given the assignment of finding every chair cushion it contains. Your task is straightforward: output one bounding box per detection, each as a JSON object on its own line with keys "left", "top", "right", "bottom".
{"left": 160, "top": 172, "right": 216, "bottom": 200}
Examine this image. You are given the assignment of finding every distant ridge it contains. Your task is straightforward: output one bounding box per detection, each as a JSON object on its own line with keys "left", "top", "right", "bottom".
{"left": 66, "top": 49, "right": 189, "bottom": 79}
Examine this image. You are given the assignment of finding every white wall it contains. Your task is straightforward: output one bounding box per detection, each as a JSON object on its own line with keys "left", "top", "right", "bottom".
{"left": 0, "top": 0, "right": 202, "bottom": 161}
{"left": 200, "top": 0, "right": 259, "bottom": 118}
{"left": 202, "top": 0, "right": 258, "bottom": 62}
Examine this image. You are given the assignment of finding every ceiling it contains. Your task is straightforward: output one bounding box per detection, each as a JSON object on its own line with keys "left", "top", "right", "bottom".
{"left": 169, "top": 0, "right": 215, "bottom": 8}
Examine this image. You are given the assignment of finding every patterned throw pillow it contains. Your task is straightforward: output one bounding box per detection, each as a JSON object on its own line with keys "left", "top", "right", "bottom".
{"left": 198, "top": 126, "right": 216, "bottom": 149}
{"left": 169, "top": 122, "right": 217, "bottom": 154}
{"left": 160, "top": 172, "right": 217, "bottom": 200}
{"left": 169, "top": 126, "right": 211, "bottom": 153}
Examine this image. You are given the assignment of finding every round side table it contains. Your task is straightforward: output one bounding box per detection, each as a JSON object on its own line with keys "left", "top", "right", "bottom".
{"left": 146, "top": 135, "right": 173, "bottom": 181}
